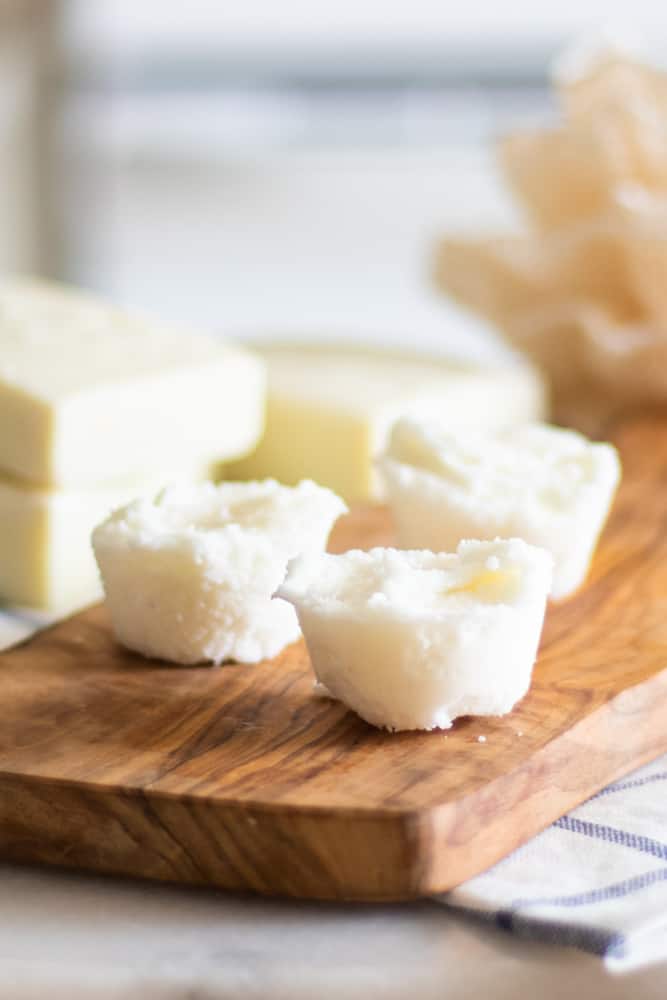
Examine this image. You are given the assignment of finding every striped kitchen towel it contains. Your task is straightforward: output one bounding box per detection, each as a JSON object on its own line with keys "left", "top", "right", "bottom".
{"left": 1, "top": 606, "right": 666, "bottom": 971}
{"left": 440, "top": 756, "right": 667, "bottom": 970}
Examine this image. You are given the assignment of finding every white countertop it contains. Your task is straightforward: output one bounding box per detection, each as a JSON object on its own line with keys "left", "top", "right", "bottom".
{"left": 1, "top": 862, "right": 666, "bottom": 1000}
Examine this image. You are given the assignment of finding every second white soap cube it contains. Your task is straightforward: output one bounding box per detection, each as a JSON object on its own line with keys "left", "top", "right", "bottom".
{"left": 92, "top": 480, "right": 347, "bottom": 665}
{"left": 278, "top": 539, "right": 553, "bottom": 731}
{"left": 380, "top": 421, "right": 621, "bottom": 599}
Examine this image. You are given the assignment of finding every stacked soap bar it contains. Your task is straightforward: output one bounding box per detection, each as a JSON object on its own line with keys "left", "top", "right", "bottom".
{"left": 0, "top": 278, "right": 266, "bottom": 610}
{"left": 228, "top": 343, "right": 548, "bottom": 501}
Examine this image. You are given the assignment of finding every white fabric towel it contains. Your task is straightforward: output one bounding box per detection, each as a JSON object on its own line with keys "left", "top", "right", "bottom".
{"left": 441, "top": 756, "right": 667, "bottom": 970}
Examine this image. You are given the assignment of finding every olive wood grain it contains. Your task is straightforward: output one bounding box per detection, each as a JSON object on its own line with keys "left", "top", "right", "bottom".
{"left": 1, "top": 413, "right": 667, "bottom": 900}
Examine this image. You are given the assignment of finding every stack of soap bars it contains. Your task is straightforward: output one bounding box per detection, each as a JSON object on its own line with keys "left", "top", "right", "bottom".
{"left": 0, "top": 278, "right": 266, "bottom": 611}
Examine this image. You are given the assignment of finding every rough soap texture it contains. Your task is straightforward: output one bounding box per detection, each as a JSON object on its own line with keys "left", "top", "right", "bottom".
{"left": 279, "top": 539, "right": 553, "bottom": 731}
{"left": 93, "top": 479, "right": 347, "bottom": 665}
{"left": 380, "top": 419, "right": 620, "bottom": 600}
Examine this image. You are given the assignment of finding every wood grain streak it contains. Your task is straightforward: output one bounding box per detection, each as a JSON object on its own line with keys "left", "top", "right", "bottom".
{"left": 1, "top": 413, "right": 667, "bottom": 899}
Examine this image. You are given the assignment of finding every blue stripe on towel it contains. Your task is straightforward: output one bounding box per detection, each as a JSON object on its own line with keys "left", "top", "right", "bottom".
{"left": 440, "top": 902, "right": 626, "bottom": 958}
{"left": 592, "top": 772, "right": 667, "bottom": 799}
{"left": 497, "top": 909, "right": 625, "bottom": 958}
{"left": 554, "top": 815, "right": 667, "bottom": 861}
{"left": 512, "top": 867, "right": 667, "bottom": 910}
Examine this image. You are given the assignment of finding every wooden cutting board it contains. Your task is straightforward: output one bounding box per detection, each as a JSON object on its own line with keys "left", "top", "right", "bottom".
{"left": 1, "top": 412, "right": 667, "bottom": 901}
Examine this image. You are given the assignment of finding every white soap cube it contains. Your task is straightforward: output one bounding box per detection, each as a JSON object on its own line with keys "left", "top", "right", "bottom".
{"left": 92, "top": 480, "right": 347, "bottom": 665}
{"left": 380, "top": 420, "right": 621, "bottom": 600}
{"left": 278, "top": 539, "right": 553, "bottom": 731}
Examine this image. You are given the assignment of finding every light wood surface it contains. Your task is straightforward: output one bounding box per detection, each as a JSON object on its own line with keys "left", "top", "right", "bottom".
{"left": 1, "top": 413, "right": 667, "bottom": 901}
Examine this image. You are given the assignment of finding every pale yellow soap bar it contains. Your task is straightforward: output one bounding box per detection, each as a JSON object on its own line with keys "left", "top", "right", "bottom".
{"left": 228, "top": 344, "right": 548, "bottom": 501}
{"left": 0, "top": 278, "right": 266, "bottom": 487}
{"left": 0, "top": 463, "right": 222, "bottom": 611}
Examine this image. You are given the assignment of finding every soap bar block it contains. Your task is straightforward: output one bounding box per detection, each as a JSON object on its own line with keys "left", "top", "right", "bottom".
{"left": 0, "top": 279, "right": 266, "bottom": 487}
{"left": 0, "top": 464, "right": 222, "bottom": 612}
{"left": 228, "top": 344, "right": 547, "bottom": 501}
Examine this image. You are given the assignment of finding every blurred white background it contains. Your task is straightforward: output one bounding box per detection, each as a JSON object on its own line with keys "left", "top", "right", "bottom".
{"left": 2, "top": 1, "right": 667, "bottom": 355}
